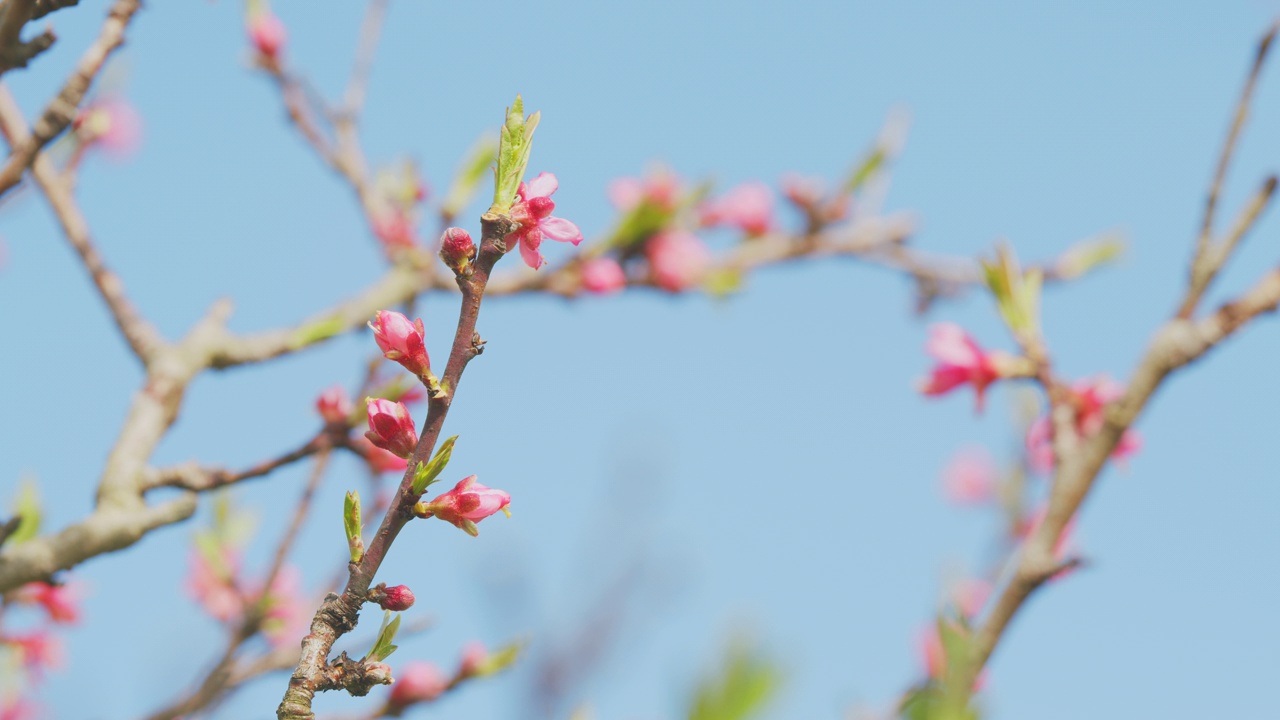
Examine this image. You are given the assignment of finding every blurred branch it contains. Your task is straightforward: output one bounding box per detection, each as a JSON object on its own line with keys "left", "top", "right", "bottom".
{"left": 0, "top": 0, "right": 55, "bottom": 73}
{"left": 341, "top": 0, "right": 388, "bottom": 119}
{"left": 0, "top": 0, "right": 140, "bottom": 198}
{"left": 955, "top": 21, "right": 1280, "bottom": 693}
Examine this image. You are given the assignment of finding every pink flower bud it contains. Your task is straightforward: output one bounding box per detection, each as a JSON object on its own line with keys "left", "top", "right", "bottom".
{"left": 422, "top": 475, "right": 511, "bottom": 537}
{"left": 72, "top": 99, "right": 141, "bottom": 158}
{"left": 378, "top": 584, "right": 416, "bottom": 612}
{"left": 917, "top": 323, "right": 1003, "bottom": 412}
{"left": 316, "top": 385, "right": 353, "bottom": 425}
{"left": 365, "top": 398, "right": 419, "bottom": 459}
{"left": 439, "top": 227, "right": 476, "bottom": 275}
{"left": 372, "top": 211, "right": 418, "bottom": 252}
{"left": 369, "top": 310, "right": 431, "bottom": 378}
{"left": 647, "top": 230, "right": 711, "bottom": 292}
{"left": 185, "top": 549, "right": 243, "bottom": 622}
{"left": 458, "top": 641, "right": 487, "bottom": 676}
{"left": 248, "top": 9, "right": 286, "bottom": 59}
{"left": 389, "top": 661, "right": 447, "bottom": 706}
{"left": 580, "top": 257, "right": 626, "bottom": 294}
{"left": 365, "top": 662, "right": 394, "bottom": 685}
{"left": 940, "top": 447, "right": 997, "bottom": 506}
{"left": 700, "top": 181, "right": 774, "bottom": 236}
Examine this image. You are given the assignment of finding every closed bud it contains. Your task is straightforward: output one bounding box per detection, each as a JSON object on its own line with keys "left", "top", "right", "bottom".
{"left": 376, "top": 584, "right": 416, "bottom": 612}
{"left": 315, "top": 385, "right": 353, "bottom": 425}
{"left": 439, "top": 227, "right": 476, "bottom": 275}
{"left": 364, "top": 398, "right": 419, "bottom": 459}
{"left": 369, "top": 310, "right": 431, "bottom": 378}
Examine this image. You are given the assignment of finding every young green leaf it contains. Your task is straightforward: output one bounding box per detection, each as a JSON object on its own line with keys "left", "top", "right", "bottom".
{"left": 344, "top": 491, "right": 364, "bottom": 564}
{"left": 366, "top": 610, "right": 403, "bottom": 662}
{"left": 412, "top": 435, "right": 458, "bottom": 495}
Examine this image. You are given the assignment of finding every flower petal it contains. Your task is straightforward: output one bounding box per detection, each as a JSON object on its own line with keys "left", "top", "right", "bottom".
{"left": 539, "top": 216, "right": 583, "bottom": 245}
{"left": 524, "top": 172, "right": 558, "bottom": 199}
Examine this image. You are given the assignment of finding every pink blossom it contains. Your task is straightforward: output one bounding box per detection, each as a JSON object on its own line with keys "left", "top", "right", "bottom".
{"left": 316, "top": 385, "right": 353, "bottom": 425}
{"left": 372, "top": 211, "right": 419, "bottom": 252}
{"left": 700, "top": 181, "right": 774, "bottom": 236}
{"left": 377, "top": 584, "right": 416, "bottom": 612}
{"left": 0, "top": 698, "right": 38, "bottom": 720}
{"left": 389, "top": 661, "right": 447, "bottom": 706}
{"left": 72, "top": 99, "right": 141, "bottom": 158}
{"left": 353, "top": 436, "right": 409, "bottom": 474}
{"left": 369, "top": 310, "right": 431, "bottom": 378}
{"left": 1025, "top": 375, "right": 1142, "bottom": 474}
{"left": 507, "top": 172, "right": 583, "bottom": 269}
{"left": 952, "top": 578, "right": 992, "bottom": 618}
{"left": 422, "top": 475, "right": 511, "bottom": 536}
{"left": 458, "top": 641, "right": 487, "bottom": 677}
{"left": 941, "top": 447, "right": 997, "bottom": 506}
{"left": 917, "top": 323, "right": 1004, "bottom": 412}
{"left": 186, "top": 549, "right": 243, "bottom": 622}
{"left": 12, "top": 582, "right": 80, "bottom": 624}
{"left": 3, "top": 632, "right": 63, "bottom": 677}
{"left": 647, "top": 230, "right": 712, "bottom": 292}
{"left": 365, "top": 398, "right": 419, "bottom": 459}
{"left": 257, "top": 566, "right": 309, "bottom": 649}
{"left": 248, "top": 9, "right": 286, "bottom": 59}
{"left": 580, "top": 257, "right": 626, "bottom": 294}
{"left": 607, "top": 168, "right": 682, "bottom": 212}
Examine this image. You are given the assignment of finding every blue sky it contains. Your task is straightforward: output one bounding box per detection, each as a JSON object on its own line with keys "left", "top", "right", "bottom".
{"left": 2, "top": 1, "right": 1279, "bottom": 718}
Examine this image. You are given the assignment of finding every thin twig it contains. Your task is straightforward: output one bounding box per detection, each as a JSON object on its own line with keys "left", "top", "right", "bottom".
{"left": 341, "top": 0, "right": 388, "bottom": 118}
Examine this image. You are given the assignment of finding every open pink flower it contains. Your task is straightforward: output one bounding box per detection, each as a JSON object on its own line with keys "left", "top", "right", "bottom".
{"left": 365, "top": 398, "right": 419, "bottom": 459}
{"left": 580, "top": 257, "right": 626, "bottom": 294}
{"left": 316, "top": 385, "right": 353, "bottom": 425}
{"left": 917, "top": 323, "right": 1005, "bottom": 412}
{"left": 700, "top": 181, "right": 774, "bottom": 236}
{"left": 389, "top": 661, "right": 447, "bottom": 707}
{"left": 647, "top": 230, "right": 712, "bottom": 292}
{"left": 941, "top": 447, "right": 997, "bottom": 506}
{"left": 1025, "top": 375, "right": 1142, "bottom": 474}
{"left": 186, "top": 549, "right": 244, "bottom": 622}
{"left": 248, "top": 9, "right": 286, "bottom": 59}
{"left": 12, "top": 582, "right": 80, "bottom": 624}
{"left": 608, "top": 168, "right": 682, "bottom": 212}
{"left": 422, "top": 475, "right": 511, "bottom": 537}
{"left": 369, "top": 310, "right": 431, "bottom": 378}
{"left": 507, "top": 172, "right": 583, "bottom": 269}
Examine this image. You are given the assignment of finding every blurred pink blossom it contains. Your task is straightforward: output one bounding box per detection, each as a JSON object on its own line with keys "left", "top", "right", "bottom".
{"left": 372, "top": 211, "right": 419, "bottom": 253}
{"left": 248, "top": 9, "right": 286, "bottom": 59}
{"left": 608, "top": 168, "right": 682, "bottom": 212}
{"left": 647, "top": 230, "right": 711, "bottom": 292}
{"left": 389, "top": 661, "right": 447, "bottom": 706}
{"left": 256, "top": 566, "right": 310, "bottom": 649}
{"left": 700, "top": 181, "right": 774, "bottom": 235}
{"left": 186, "top": 549, "right": 243, "bottom": 622}
{"left": 3, "top": 632, "right": 63, "bottom": 677}
{"left": 73, "top": 99, "right": 141, "bottom": 158}
{"left": 458, "top": 641, "right": 487, "bottom": 676}
{"left": 316, "top": 385, "right": 353, "bottom": 425}
{"left": 353, "top": 436, "right": 409, "bottom": 474}
{"left": 12, "top": 582, "right": 80, "bottom": 624}
{"left": 941, "top": 447, "right": 997, "bottom": 506}
{"left": 917, "top": 323, "right": 1005, "bottom": 412}
{"left": 580, "top": 257, "right": 626, "bottom": 294}
{"left": 0, "top": 698, "right": 38, "bottom": 720}
{"left": 1025, "top": 375, "right": 1142, "bottom": 474}
{"left": 508, "top": 172, "right": 583, "bottom": 269}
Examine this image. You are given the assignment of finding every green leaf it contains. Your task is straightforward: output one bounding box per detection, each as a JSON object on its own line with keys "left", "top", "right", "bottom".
{"left": 1055, "top": 233, "right": 1125, "bottom": 279}
{"left": 442, "top": 135, "right": 498, "bottom": 220}
{"left": 7, "top": 478, "right": 41, "bottom": 545}
{"left": 344, "top": 491, "right": 364, "bottom": 563}
{"left": 981, "top": 243, "right": 1041, "bottom": 338}
{"left": 366, "top": 610, "right": 402, "bottom": 662}
{"left": 492, "top": 95, "right": 541, "bottom": 213}
{"left": 471, "top": 640, "right": 525, "bottom": 677}
{"left": 687, "top": 641, "right": 779, "bottom": 720}
{"left": 411, "top": 435, "right": 457, "bottom": 495}
{"left": 843, "top": 147, "right": 885, "bottom": 194}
